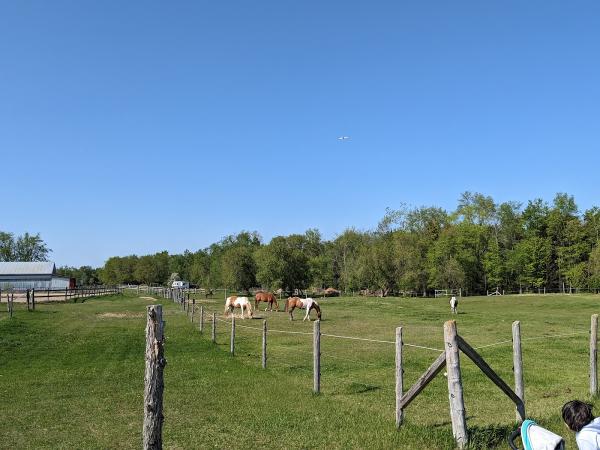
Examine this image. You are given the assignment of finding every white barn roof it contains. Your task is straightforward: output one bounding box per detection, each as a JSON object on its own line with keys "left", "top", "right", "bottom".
{"left": 0, "top": 262, "right": 56, "bottom": 275}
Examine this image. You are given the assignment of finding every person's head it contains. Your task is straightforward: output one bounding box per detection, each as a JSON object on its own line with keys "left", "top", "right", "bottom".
{"left": 562, "top": 400, "right": 594, "bottom": 432}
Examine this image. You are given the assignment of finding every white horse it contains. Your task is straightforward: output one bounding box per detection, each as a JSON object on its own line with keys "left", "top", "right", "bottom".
{"left": 224, "top": 296, "right": 254, "bottom": 319}
{"left": 450, "top": 296, "right": 458, "bottom": 314}
{"left": 285, "top": 297, "right": 322, "bottom": 321}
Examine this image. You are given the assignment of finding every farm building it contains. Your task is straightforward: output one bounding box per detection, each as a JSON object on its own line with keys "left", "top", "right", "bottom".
{"left": 0, "top": 262, "right": 73, "bottom": 290}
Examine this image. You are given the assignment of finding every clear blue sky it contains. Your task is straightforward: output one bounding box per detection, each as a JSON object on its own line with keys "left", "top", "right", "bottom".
{"left": 2, "top": 1, "right": 599, "bottom": 267}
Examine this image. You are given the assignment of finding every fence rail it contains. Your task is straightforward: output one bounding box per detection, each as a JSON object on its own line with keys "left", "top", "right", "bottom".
{"left": 0, "top": 286, "right": 122, "bottom": 305}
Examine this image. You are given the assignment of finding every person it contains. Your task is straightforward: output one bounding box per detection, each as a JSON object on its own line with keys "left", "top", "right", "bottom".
{"left": 562, "top": 400, "right": 600, "bottom": 449}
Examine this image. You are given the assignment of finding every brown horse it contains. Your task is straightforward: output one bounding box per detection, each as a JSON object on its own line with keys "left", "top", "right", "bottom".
{"left": 255, "top": 291, "right": 279, "bottom": 311}
{"left": 284, "top": 297, "right": 322, "bottom": 321}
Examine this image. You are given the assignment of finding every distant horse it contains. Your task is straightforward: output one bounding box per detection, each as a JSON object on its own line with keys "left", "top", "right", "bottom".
{"left": 285, "top": 297, "right": 321, "bottom": 321}
{"left": 224, "top": 296, "right": 254, "bottom": 319}
{"left": 450, "top": 296, "right": 458, "bottom": 314}
{"left": 255, "top": 291, "right": 279, "bottom": 312}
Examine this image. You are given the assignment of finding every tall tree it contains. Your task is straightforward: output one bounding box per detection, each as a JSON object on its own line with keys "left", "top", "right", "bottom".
{"left": 0, "top": 232, "right": 15, "bottom": 261}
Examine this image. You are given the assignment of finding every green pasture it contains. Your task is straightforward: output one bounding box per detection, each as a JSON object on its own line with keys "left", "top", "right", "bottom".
{"left": 1, "top": 292, "right": 600, "bottom": 449}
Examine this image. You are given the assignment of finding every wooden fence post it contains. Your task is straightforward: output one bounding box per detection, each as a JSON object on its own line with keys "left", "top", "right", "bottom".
{"left": 32, "top": 289, "right": 35, "bottom": 310}
{"left": 396, "top": 326, "right": 404, "bottom": 427}
{"left": 191, "top": 299, "right": 195, "bottom": 322}
{"left": 444, "top": 320, "right": 468, "bottom": 448}
{"left": 230, "top": 316, "right": 236, "bottom": 355}
{"left": 143, "top": 305, "right": 166, "bottom": 450}
{"left": 211, "top": 312, "right": 216, "bottom": 343}
{"left": 9, "top": 292, "right": 14, "bottom": 318}
{"left": 512, "top": 321, "right": 525, "bottom": 422}
{"left": 26, "top": 289, "right": 31, "bottom": 311}
{"left": 591, "top": 314, "right": 598, "bottom": 397}
{"left": 313, "top": 319, "right": 321, "bottom": 394}
{"left": 262, "top": 320, "right": 267, "bottom": 369}
{"left": 199, "top": 306, "right": 204, "bottom": 333}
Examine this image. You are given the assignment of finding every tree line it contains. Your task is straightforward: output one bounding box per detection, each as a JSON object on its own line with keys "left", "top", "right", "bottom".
{"left": 94, "top": 192, "right": 600, "bottom": 296}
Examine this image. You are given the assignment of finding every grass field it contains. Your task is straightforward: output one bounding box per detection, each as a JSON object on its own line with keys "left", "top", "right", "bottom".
{"left": 1, "top": 292, "right": 600, "bottom": 449}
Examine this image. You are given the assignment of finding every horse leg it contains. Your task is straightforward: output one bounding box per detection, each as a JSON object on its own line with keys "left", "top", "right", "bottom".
{"left": 303, "top": 307, "right": 310, "bottom": 322}
{"left": 289, "top": 306, "right": 294, "bottom": 321}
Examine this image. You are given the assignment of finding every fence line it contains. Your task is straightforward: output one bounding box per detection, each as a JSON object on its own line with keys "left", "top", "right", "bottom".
{"left": 474, "top": 330, "right": 589, "bottom": 350}
{"left": 142, "top": 288, "right": 600, "bottom": 449}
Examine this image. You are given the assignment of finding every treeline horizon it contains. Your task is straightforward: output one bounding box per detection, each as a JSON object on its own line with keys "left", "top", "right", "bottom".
{"left": 57, "top": 192, "right": 600, "bottom": 296}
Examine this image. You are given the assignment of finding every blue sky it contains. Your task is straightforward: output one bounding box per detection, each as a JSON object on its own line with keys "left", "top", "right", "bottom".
{"left": 1, "top": 1, "right": 599, "bottom": 267}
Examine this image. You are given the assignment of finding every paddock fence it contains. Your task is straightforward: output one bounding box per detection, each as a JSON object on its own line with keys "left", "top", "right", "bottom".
{"left": 0, "top": 286, "right": 123, "bottom": 316}
{"left": 142, "top": 289, "right": 600, "bottom": 449}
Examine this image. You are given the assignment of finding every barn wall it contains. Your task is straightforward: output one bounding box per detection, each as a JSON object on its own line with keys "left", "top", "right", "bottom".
{"left": 0, "top": 276, "right": 70, "bottom": 290}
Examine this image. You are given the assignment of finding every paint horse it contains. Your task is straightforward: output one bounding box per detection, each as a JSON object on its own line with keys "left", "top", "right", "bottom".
{"left": 285, "top": 297, "right": 321, "bottom": 321}
{"left": 255, "top": 291, "right": 279, "bottom": 312}
{"left": 450, "top": 296, "right": 458, "bottom": 314}
{"left": 224, "top": 296, "right": 254, "bottom": 319}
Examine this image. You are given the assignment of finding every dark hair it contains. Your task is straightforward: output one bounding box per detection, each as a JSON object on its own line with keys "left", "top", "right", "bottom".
{"left": 562, "top": 400, "right": 594, "bottom": 432}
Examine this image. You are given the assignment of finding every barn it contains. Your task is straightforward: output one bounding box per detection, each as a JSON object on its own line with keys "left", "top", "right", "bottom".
{"left": 0, "top": 262, "right": 72, "bottom": 290}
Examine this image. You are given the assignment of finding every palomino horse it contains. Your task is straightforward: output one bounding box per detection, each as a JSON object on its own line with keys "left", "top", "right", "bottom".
{"left": 255, "top": 291, "right": 279, "bottom": 311}
{"left": 285, "top": 297, "right": 321, "bottom": 321}
{"left": 450, "top": 296, "right": 458, "bottom": 314}
{"left": 224, "top": 296, "right": 254, "bottom": 319}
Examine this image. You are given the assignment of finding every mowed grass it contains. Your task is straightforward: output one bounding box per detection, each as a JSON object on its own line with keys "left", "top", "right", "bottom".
{"left": 1, "top": 293, "right": 600, "bottom": 449}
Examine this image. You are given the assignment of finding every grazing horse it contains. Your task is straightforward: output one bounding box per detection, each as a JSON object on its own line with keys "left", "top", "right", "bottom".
{"left": 255, "top": 291, "right": 279, "bottom": 312}
{"left": 450, "top": 296, "right": 458, "bottom": 314}
{"left": 285, "top": 297, "right": 321, "bottom": 321}
{"left": 224, "top": 296, "right": 254, "bottom": 319}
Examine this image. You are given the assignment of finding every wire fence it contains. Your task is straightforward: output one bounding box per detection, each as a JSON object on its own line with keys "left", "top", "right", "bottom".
{"left": 135, "top": 288, "right": 600, "bottom": 449}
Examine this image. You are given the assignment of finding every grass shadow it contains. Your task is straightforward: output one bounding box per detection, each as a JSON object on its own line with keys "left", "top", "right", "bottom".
{"left": 467, "top": 424, "right": 514, "bottom": 449}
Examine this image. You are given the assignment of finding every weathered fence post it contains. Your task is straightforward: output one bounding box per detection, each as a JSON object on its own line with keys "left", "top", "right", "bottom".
{"left": 9, "top": 292, "right": 14, "bottom": 318}
{"left": 313, "top": 319, "right": 321, "bottom": 394}
{"left": 444, "top": 320, "right": 468, "bottom": 448}
{"left": 396, "top": 326, "right": 404, "bottom": 427}
{"left": 230, "top": 316, "right": 236, "bottom": 355}
{"left": 211, "top": 312, "right": 216, "bottom": 343}
{"left": 512, "top": 321, "right": 525, "bottom": 422}
{"left": 26, "top": 289, "right": 31, "bottom": 311}
{"left": 32, "top": 288, "right": 35, "bottom": 309}
{"left": 65, "top": 287, "right": 68, "bottom": 302}
{"left": 143, "top": 304, "right": 166, "bottom": 450}
{"left": 591, "top": 314, "right": 598, "bottom": 397}
{"left": 199, "top": 306, "right": 204, "bottom": 333}
{"left": 262, "top": 320, "right": 267, "bottom": 369}
{"left": 191, "top": 299, "right": 195, "bottom": 322}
